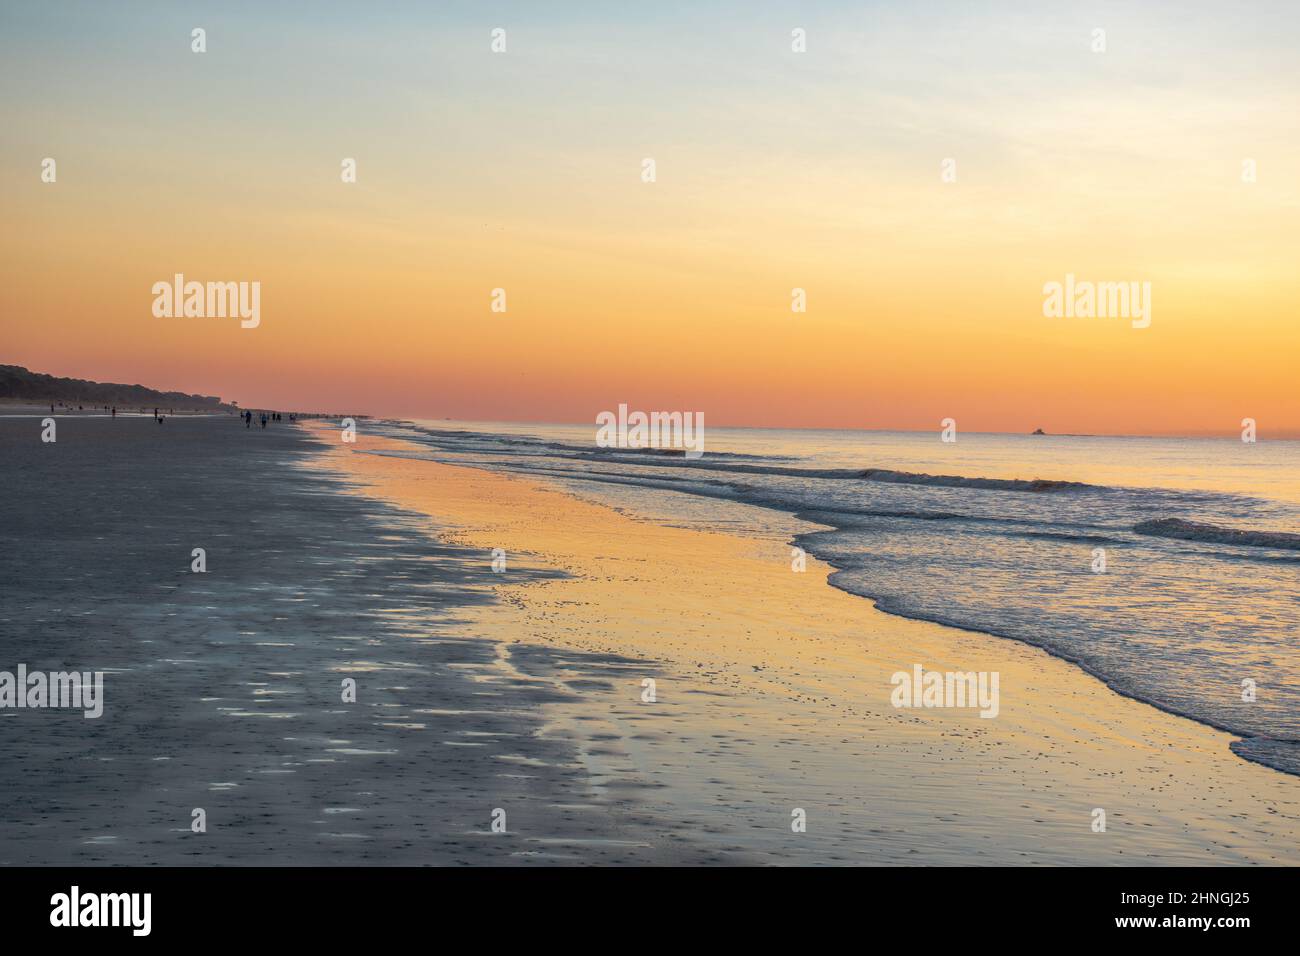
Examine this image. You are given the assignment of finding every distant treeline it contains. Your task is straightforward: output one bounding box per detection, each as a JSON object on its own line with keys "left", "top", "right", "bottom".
{"left": 0, "top": 364, "right": 368, "bottom": 419}
{"left": 0, "top": 364, "right": 233, "bottom": 410}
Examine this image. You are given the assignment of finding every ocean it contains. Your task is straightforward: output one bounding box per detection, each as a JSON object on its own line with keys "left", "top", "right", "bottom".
{"left": 369, "top": 419, "right": 1300, "bottom": 777}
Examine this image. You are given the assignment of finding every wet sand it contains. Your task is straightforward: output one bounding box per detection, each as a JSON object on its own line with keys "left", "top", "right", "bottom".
{"left": 305, "top": 421, "right": 1300, "bottom": 865}
{"left": 0, "top": 416, "right": 735, "bottom": 864}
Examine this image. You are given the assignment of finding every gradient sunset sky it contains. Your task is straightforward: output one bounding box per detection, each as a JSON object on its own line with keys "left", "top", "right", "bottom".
{"left": 2, "top": 1, "right": 1297, "bottom": 435}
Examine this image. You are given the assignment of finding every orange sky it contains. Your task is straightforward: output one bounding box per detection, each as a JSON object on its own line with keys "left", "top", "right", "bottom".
{"left": 2, "top": 2, "right": 1297, "bottom": 436}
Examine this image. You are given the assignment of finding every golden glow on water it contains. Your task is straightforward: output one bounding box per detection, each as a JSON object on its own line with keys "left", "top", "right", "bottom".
{"left": 413, "top": 419, "right": 1300, "bottom": 509}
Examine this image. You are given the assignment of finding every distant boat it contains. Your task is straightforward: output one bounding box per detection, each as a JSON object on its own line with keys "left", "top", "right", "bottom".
{"left": 1031, "top": 428, "right": 1046, "bottom": 435}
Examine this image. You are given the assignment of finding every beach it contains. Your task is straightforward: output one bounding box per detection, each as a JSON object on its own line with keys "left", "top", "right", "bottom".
{"left": 305, "top": 421, "right": 1300, "bottom": 865}
{"left": 2, "top": 413, "right": 1296, "bottom": 865}
{"left": 0, "top": 415, "right": 727, "bottom": 865}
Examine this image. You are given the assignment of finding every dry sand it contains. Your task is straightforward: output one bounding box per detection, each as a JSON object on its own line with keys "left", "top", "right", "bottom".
{"left": 307, "top": 422, "right": 1300, "bottom": 865}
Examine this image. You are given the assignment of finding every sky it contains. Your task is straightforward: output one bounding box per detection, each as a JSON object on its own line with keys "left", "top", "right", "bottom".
{"left": 2, "top": 1, "right": 1297, "bottom": 436}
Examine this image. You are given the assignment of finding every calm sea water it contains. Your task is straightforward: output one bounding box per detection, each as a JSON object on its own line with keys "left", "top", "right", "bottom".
{"left": 373, "top": 420, "right": 1300, "bottom": 776}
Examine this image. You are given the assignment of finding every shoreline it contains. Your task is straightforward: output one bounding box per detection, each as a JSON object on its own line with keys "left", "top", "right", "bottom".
{"left": 808, "top": 561, "right": 1298, "bottom": 779}
{"left": 376, "top": 419, "right": 1300, "bottom": 778}
{"left": 307, "top": 420, "right": 1300, "bottom": 864}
